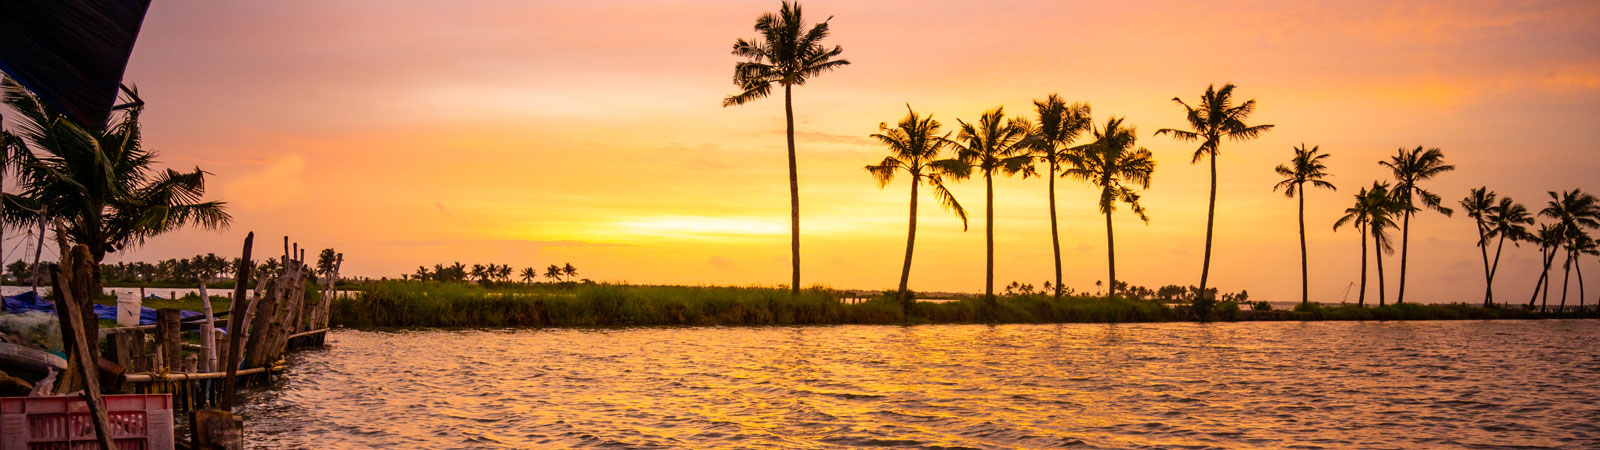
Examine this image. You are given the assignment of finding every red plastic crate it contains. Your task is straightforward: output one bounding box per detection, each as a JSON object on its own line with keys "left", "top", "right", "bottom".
{"left": 0, "top": 394, "right": 173, "bottom": 450}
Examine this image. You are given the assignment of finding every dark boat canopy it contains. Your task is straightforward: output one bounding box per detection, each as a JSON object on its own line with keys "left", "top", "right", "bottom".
{"left": 0, "top": 0, "right": 152, "bottom": 128}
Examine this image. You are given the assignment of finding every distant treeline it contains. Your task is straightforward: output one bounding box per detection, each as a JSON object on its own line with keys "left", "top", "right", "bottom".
{"left": 327, "top": 281, "right": 1591, "bottom": 329}
{"left": 3, "top": 249, "right": 345, "bottom": 288}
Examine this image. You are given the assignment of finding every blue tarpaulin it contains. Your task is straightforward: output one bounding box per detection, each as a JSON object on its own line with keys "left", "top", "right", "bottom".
{"left": 2, "top": 291, "right": 204, "bottom": 325}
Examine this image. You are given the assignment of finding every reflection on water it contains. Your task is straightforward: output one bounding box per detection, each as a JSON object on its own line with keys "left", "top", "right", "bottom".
{"left": 242, "top": 321, "right": 1600, "bottom": 449}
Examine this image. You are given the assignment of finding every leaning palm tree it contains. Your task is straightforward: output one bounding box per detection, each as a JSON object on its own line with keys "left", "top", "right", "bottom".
{"left": 1461, "top": 188, "right": 1497, "bottom": 305}
{"left": 1570, "top": 233, "right": 1597, "bottom": 312}
{"left": 1540, "top": 189, "right": 1600, "bottom": 311}
{"left": 1530, "top": 223, "right": 1565, "bottom": 311}
{"left": 1273, "top": 143, "right": 1335, "bottom": 305}
{"left": 1379, "top": 146, "right": 1455, "bottom": 304}
{"left": 953, "top": 107, "right": 1033, "bottom": 304}
{"left": 1483, "top": 197, "right": 1533, "bottom": 306}
{"left": 723, "top": 1, "right": 849, "bottom": 295}
{"left": 1155, "top": 83, "right": 1273, "bottom": 302}
{"left": 0, "top": 77, "right": 229, "bottom": 294}
{"left": 1024, "top": 95, "right": 1092, "bottom": 299}
{"left": 1364, "top": 183, "right": 1401, "bottom": 306}
{"left": 865, "top": 105, "right": 972, "bottom": 308}
{"left": 1062, "top": 117, "right": 1155, "bottom": 300}
{"left": 520, "top": 267, "right": 537, "bottom": 284}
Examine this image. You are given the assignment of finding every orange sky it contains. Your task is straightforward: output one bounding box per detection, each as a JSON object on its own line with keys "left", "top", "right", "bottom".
{"left": 13, "top": 0, "right": 1599, "bottom": 302}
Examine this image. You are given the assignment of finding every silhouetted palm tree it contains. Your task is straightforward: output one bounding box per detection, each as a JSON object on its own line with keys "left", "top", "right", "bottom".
{"left": 520, "top": 267, "right": 536, "bottom": 284}
{"left": 1484, "top": 196, "right": 1533, "bottom": 306}
{"left": 723, "top": 1, "right": 849, "bottom": 295}
{"left": 1461, "top": 188, "right": 1497, "bottom": 305}
{"left": 1025, "top": 95, "right": 1092, "bottom": 299}
{"left": 1380, "top": 146, "right": 1455, "bottom": 304}
{"left": 1273, "top": 143, "right": 1335, "bottom": 305}
{"left": 471, "top": 264, "right": 489, "bottom": 284}
{"left": 1062, "top": 117, "right": 1155, "bottom": 300}
{"left": 1335, "top": 183, "right": 1394, "bottom": 306}
{"left": 1155, "top": 83, "right": 1272, "bottom": 302}
{"left": 1571, "top": 233, "right": 1597, "bottom": 312}
{"left": 544, "top": 264, "right": 563, "bottom": 283}
{"left": 954, "top": 107, "right": 1033, "bottom": 304}
{"left": 414, "top": 266, "right": 430, "bottom": 282}
{"left": 1530, "top": 223, "right": 1564, "bottom": 311}
{"left": 562, "top": 263, "right": 578, "bottom": 282}
{"left": 1540, "top": 189, "right": 1600, "bottom": 311}
{"left": 865, "top": 105, "right": 972, "bottom": 308}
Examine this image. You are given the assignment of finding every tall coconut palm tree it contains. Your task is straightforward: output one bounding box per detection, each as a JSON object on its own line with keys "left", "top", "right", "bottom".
{"left": 520, "top": 267, "right": 537, "bottom": 284}
{"left": 0, "top": 78, "right": 229, "bottom": 293}
{"left": 723, "top": 1, "right": 849, "bottom": 295}
{"left": 1540, "top": 189, "right": 1600, "bottom": 311}
{"left": 1154, "top": 83, "right": 1273, "bottom": 302}
{"left": 562, "top": 263, "right": 578, "bottom": 282}
{"left": 544, "top": 264, "right": 563, "bottom": 283}
{"left": 1460, "top": 187, "right": 1497, "bottom": 305}
{"left": 1024, "top": 95, "right": 1092, "bottom": 299}
{"left": 1484, "top": 197, "right": 1533, "bottom": 306}
{"left": 865, "top": 105, "right": 972, "bottom": 308}
{"left": 1273, "top": 143, "right": 1335, "bottom": 305}
{"left": 1334, "top": 183, "right": 1398, "bottom": 306}
{"left": 953, "top": 107, "right": 1033, "bottom": 304}
{"left": 1570, "top": 233, "right": 1597, "bottom": 312}
{"left": 1062, "top": 117, "right": 1155, "bottom": 300}
{"left": 1380, "top": 146, "right": 1455, "bottom": 304}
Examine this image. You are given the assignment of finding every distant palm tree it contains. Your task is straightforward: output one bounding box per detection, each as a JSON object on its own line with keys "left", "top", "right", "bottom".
{"left": 414, "top": 266, "right": 430, "bottom": 281}
{"left": 1530, "top": 223, "right": 1565, "bottom": 311}
{"left": 520, "top": 267, "right": 536, "bottom": 284}
{"left": 1571, "top": 233, "right": 1597, "bottom": 312}
{"left": 1337, "top": 183, "right": 1399, "bottom": 306}
{"left": 1484, "top": 196, "right": 1533, "bottom": 306}
{"left": 1380, "top": 146, "right": 1455, "bottom": 304}
{"left": 1155, "top": 83, "right": 1273, "bottom": 303}
{"left": 865, "top": 105, "right": 972, "bottom": 308}
{"left": 1334, "top": 185, "right": 1372, "bottom": 306}
{"left": 470, "top": 264, "right": 489, "bottom": 284}
{"left": 1062, "top": 117, "right": 1155, "bottom": 300}
{"left": 953, "top": 107, "right": 1033, "bottom": 304}
{"left": 1025, "top": 95, "right": 1092, "bottom": 299}
{"left": 544, "top": 264, "right": 563, "bottom": 283}
{"left": 723, "top": 1, "right": 849, "bottom": 295}
{"left": 1273, "top": 143, "right": 1335, "bottom": 305}
{"left": 1460, "top": 187, "right": 1497, "bottom": 305}
{"left": 562, "top": 263, "right": 578, "bottom": 282}
{"left": 1540, "top": 189, "right": 1600, "bottom": 311}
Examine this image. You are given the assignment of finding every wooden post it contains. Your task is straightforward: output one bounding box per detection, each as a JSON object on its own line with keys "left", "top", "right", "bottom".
{"left": 157, "top": 309, "right": 182, "bottom": 373}
{"left": 199, "top": 283, "right": 217, "bottom": 372}
{"left": 51, "top": 246, "right": 118, "bottom": 450}
{"left": 221, "top": 232, "right": 253, "bottom": 411}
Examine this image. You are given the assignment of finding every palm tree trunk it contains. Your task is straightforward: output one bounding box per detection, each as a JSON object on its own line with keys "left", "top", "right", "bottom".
{"left": 1476, "top": 221, "right": 1491, "bottom": 306}
{"left": 896, "top": 178, "right": 919, "bottom": 310}
{"left": 1532, "top": 246, "right": 1550, "bottom": 309}
{"left": 1559, "top": 248, "right": 1572, "bottom": 312}
{"left": 1048, "top": 161, "right": 1062, "bottom": 300}
{"left": 1297, "top": 189, "right": 1308, "bottom": 304}
{"left": 1375, "top": 229, "right": 1386, "bottom": 307}
{"left": 1199, "top": 156, "right": 1216, "bottom": 301}
{"left": 1398, "top": 209, "right": 1411, "bottom": 304}
{"left": 1489, "top": 233, "right": 1507, "bottom": 306}
{"left": 1358, "top": 223, "right": 1368, "bottom": 307}
{"left": 1105, "top": 207, "right": 1116, "bottom": 299}
{"left": 784, "top": 84, "right": 800, "bottom": 295}
{"left": 984, "top": 170, "right": 995, "bottom": 304}
{"left": 1576, "top": 255, "right": 1586, "bottom": 313}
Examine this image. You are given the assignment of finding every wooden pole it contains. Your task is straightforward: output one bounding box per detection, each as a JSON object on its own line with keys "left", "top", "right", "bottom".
{"left": 51, "top": 246, "right": 118, "bottom": 450}
{"left": 157, "top": 309, "right": 181, "bottom": 373}
{"left": 220, "top": 232, "right": 253, "bottom": 411}
{"left": 199, "top": 282, "right": 217, "bottom": 372}
{"left": 29, "top": 208, "right": 45, "bottom": 295}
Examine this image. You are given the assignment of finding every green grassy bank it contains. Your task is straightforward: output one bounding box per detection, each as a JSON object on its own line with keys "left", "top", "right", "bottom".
{"left": 326, "top": 281, "right": 1596, "bottom": 328}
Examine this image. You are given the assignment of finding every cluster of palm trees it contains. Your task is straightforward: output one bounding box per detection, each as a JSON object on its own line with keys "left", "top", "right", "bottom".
{"left": 1333, "top": 147, "right": 1454, "bottom": 306}
{"left": 407, "top": 262, "right": 580, "bottom": 285}
{"left": 1459, "top": 189, "right": 1600, "bottom": 312}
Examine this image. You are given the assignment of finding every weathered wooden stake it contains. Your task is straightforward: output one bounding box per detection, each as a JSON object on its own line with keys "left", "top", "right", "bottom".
{"left": 221, "top": 232, "right": 253, "bottom": 410}
{"left": 51, "top": 246, "right": 118, "bottom": 450}
{"left": 200, "top": 282, "right": 217, "bottom": 372}
{"left": 157, "top": 309, "right": 182, "bottom": 373}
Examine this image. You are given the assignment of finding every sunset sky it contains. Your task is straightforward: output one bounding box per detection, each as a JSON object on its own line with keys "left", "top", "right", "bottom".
{"left": 15, "top": 0, "right": 1598, "bottom": 302}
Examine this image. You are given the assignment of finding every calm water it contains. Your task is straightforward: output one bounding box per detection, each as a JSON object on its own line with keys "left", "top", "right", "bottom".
{"left": 240, "top": 321, "right": 1600, "bottom": 449}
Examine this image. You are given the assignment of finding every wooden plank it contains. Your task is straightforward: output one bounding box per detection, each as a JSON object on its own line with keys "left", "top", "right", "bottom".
{"left": 200, "top": 282, "right": 216, "bottom": 372}
{"left": 157, "top": 309, "right": 182, "bottom": 372}
{"left": 221, "top": 232, "right": 253, "bottom": 411}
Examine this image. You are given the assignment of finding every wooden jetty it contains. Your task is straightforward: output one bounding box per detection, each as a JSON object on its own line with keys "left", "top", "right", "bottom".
{"left": 100, "top": 235, "right": 344, "bottom": 415}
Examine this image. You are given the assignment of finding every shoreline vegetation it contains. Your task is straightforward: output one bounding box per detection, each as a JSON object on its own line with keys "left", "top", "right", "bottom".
{"left": 327, "top": 281, "right": 1596, "bottom": 329}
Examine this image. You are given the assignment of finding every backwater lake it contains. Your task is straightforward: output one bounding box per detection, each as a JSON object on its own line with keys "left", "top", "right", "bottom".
{"left": 240, "top": 321, "right": 1600, "bottom": 449}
